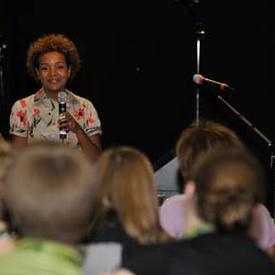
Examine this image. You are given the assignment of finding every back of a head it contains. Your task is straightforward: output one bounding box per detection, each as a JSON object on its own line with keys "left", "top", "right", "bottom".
{"left": 190, "top": 148, "right": 265, "bottom": 232}
{"left": 4, "top": 142, "right": 99, "bottom": 244}
{"left": 0, "top": 140, "right": 14, "bottom": 219}
{"left": 95, "top": 146, "right": 164, "bottom": 244}
{"left": 176, "top": 119, "right": 244, "bottom": 181}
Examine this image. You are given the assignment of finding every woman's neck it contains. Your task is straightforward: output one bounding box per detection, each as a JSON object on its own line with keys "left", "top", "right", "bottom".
{"left": 44, "top": 88, "right": 66, "bottom": 101}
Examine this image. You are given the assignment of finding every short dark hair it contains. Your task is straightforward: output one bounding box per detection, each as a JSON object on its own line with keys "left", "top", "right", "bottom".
{"left": 26, "top": 33, "right": 81, "bottom": 82}
{"left": 176, "top": 119, "right": 244, "bottom": 182}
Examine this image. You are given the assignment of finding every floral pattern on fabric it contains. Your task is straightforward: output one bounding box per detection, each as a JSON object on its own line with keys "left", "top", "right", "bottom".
{"left": 10, "top": 89, "right": 102, "bottom": 147}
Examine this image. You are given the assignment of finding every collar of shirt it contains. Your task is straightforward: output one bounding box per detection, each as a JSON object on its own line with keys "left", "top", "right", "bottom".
{"left": 185, "top": 222, "right": 215, "bottom": 240}
{"left": 17, "top": 238, "right": 82, "bottom": 265}
{"left": 33, "top": 88, "right": 76, "bottom": 106}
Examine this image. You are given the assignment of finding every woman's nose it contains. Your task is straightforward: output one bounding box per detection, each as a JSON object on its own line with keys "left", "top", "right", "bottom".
{"left": 49, "top": 67, "right": 57, "bottom": 76}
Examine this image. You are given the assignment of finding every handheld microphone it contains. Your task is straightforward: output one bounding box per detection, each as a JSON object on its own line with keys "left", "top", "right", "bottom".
{"left": 57, "top": 91, "right": 67, "bottom": 140}
{"left": 193, "top": 74, "right": 235, "bottom": 92}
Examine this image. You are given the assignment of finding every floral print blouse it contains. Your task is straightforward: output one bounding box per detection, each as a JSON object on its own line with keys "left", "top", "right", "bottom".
{"left": 9, "top": 89, "right": 102, "bottom": 147}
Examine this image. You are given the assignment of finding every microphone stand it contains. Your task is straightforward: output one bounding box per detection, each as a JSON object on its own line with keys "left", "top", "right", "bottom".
{"left": 195, "top": 24, "right": 205, "bottom": 125}
{"left": 215, "top": 93, "right": 275, "bottom": 216}
{"left": 0, "top": 37, "right": 7, "bottom": 101}
{"left": 173, "top": 0, "right": 205, "bottom": 125}
{"left": 185, "top": 0, "right": 205, "bottom": 125}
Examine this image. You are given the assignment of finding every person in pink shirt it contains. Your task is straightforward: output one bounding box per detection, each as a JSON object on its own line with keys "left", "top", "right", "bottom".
{"left": 159, "top": 119, "right": 275, "bottom": 257}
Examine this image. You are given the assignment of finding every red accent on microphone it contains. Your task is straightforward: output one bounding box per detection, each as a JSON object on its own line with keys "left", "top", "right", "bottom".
{"left": 220, "top": 83, "right": 226, "bottom": 91}
{"left": 198, "top": 75, "right": 204, "bottom": 84}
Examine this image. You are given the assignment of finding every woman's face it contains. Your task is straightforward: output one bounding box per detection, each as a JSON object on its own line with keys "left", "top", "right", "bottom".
{"left": 36, "top": 51, "right": 71, "bottom": 94}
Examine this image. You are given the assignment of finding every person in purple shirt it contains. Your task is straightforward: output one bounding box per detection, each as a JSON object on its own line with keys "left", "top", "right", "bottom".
{"left": 159, "top": 119, "right": 275, "bottom": 258}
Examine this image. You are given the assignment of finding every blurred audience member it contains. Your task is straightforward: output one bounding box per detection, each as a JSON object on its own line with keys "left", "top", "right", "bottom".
{"left": 0, "top": 142, "right": 100, "bottom": 275}
{"left": 83, "top": 146, "right": 172, "bottom": 275}
{"left": 160, "top": 119, "right": 275, "bottom": 255}
{"left": 0, "top": 140, "right": 15, "bottom": 256}
{"left": 123, "top": 148, "right": 275, "bottom": 274}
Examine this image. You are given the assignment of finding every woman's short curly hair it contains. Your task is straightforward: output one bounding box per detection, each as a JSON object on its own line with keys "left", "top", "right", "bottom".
{"left": 26, "top": 33, "right": 81, "bottom": 82}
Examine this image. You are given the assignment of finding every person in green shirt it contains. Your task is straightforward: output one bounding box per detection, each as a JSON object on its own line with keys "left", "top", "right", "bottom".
{"left": 0, "top": 142, "right": 100, "bottom": 275}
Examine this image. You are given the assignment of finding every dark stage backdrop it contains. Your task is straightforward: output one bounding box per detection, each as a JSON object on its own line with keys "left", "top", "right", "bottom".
{"left": 1, "top": 1, "right": 275, "bottom": 212}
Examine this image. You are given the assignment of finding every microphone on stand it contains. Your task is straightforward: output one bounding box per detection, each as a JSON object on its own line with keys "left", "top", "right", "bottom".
{"left": 193, "top": 74, "right": 235, "bottom": 92}
{"left": 173, "top": 0, "right": 199, "bottom": 6}
{"left": 57, "top": 91, "right": 67, "bottom": 140}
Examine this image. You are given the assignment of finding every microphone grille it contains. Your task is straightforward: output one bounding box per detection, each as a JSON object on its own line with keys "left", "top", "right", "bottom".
{"left": 57, "top": 91, "right": 67, "bottom": 103}
{"left": 192, "top": 74, "right": 203, "bottom": 84}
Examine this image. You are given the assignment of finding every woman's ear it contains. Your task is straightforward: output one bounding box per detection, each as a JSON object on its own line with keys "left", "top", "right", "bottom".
{"left": 184, "top": 180, "right": 196, "bottom": 198}
{"left": 35, "top": 68, "right": 40, "bottom": 80}
{"left": 68, "top": 66, "right": 72, "bottom": 78}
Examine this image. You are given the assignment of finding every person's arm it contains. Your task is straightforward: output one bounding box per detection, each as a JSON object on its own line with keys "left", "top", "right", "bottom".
{"left": 9, "top": 99, "right": 29, "bottom": 148}
{"left": 266, "top": 245, "right": 275, "bottom": 262}
{"left": 75, "top": 128, "right": 101, "bottom": 161}
{"left": 11, "top": 135, "right": 28, "bottom": 147}
{"left": 59, "top": 111, "right": 101, "bottom": 161}
{"left": 249, "top": 203, "right": 275, "bottom": 260}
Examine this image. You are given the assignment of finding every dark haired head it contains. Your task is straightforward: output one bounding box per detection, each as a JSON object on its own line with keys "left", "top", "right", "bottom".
{"left": 26, "top": 33, "right": 81, "bottom": 83}
{"left": 190, "top": 148, "right": 265, "bottom": 233}
{"left": 176, "top": 119, "right": 244, "bottom": 184}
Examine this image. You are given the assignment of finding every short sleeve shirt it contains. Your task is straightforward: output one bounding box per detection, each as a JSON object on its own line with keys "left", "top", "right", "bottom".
{"left": 9, "top": 89, "right": 102, "bottom": 147}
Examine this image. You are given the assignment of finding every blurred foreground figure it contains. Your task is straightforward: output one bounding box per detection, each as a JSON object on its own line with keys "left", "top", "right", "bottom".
{"left": 83, "top": 146, "right": 172, "bottom": 275}
{"left": 0, "top": 142, "right": 100, "bottom": 275}
{"left": 160, "top": 119, "right": 275, "bottom": 255}
{"left": 123, "top": 148, "right": 275, "bottom": 275}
